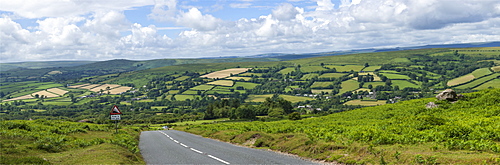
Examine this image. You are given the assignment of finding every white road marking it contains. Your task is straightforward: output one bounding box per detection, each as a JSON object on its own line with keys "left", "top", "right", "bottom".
{"left": 208, "top": 155, "right": 231, "bottom": 164}
{"left": 190, "top": 148, "right": 203, "bottom": 154}
{"left": 159, "top": 131, "right": 231, "bottom": 164}
{"left": 180, "top": 143, "right": 188, "bottom": 148}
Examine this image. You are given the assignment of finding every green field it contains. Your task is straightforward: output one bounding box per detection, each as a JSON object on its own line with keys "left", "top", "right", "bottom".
{"left": 311, "top": 82, "right": 333, "bottom": 88}
{"left": 326, "top": 65, "right": 365, "bottom": 72}
{"left": 363, "top": 82, "right": 387, "bottom": 88}
{"left": 233, "top": 82, "right": 259, "bottom": 89}
{"left": 361, "top": 66, "right": 381, "bottom": 71}
{"left": 301, "top": 73, "right": 319, "bottom": 80}
{"left": 448, "top": 75, "right": 475, "bottom": 86}
{"left": 174, "top": 94, "right": 201, "bottom": 101}
{"left": 473, "top": 78, "right": 500, "bottom": 90}
{"left": 182, "top": 90, "right": 201, "bottom": 95}
{"left": 390, "top": 57, "right": 411, "bottom": 63}
{"left": 226, "top": 76, "right": 252, "bottom": 81}
{"left": 300, "top": 66, "right": 326, "bottom": 73}
{"left": 339, "top": 79, "right": 360, "bottom": 94}
{"left": 392, "top": 80, "right": 420, "bottom": 88}
{"left": 318, "top": 73, "right": 347, "bottom": 78}
{"left": 174, "top": 76, "right": 191, "bottom": 81}
{"left": 311, "top": 89, "right": 334, "bottom": 94}
{"left": 278, "top": 67, "right": 295, "bottom": 74}
{"left": 455, "top": 73, "right": 500, "bottom": 89}
{"left": 190, "top": 84, "right": 214, "bottom": 91}
{"left": 343, "top": 99, "right": 386, "bottom": 106}
{"left": 379, "top": 72, "right": 410, "bottom": 79}
{"left": 471, "top": 68, "right": 493, "bottom": 77}
{"left": 245, "top": 94, "right": 314, "bottom": 103}
{"left": 238, "top": 73, "right": 263, "bottom": 77}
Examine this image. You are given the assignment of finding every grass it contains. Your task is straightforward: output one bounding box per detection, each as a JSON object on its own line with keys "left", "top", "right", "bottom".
{"left": 455, "top": 73, "right": 500, "bottom": 89}
{"left": 390, "top": 57, "right": 411, "bottom": 63}
{"left": 362, "top": 66, "right": 381, "bottom": 72}
{"left": 174, "top": 94, "right": 200, "bottom": 101}
{"left": 378, "top": 72, "right": 410, "bottom": 79}
{"left": 226, "top": 76, "right": 252, "bottom": 81}
{"left": 339, "top": 79, "right": 360, "bottom": 94}
{"left": 392, "top": 80, "right": 420, "bottom": 88}
{"left": 190, "top": 84, "right": 214, "bottom": 91}
{"left": 174, "top": 76, "right": 191, "bottom": 81}
{"left": 326, "top": 65, "right": 365, "bottom": 72}
{"left": 343, "top": 99, "right": 386, "bottom": 106}
{"left": 207, "top": 80, "right": 234, "bottom": 86}
{"left": 318, "top": 73, "right": 347, "bottom": 78}
{"left": 200, "top": 68, "right": 252, "bottom": 79}
{"left": 238, "top": 73, "right": 263, "bottom": 77}
{"left": 300, "top": 66, "right": 327, "bottom": 73}
{"left": 39, "top": 143, "right": 142, "bottom": 164}
{"left": 448, "top": 75, "right": 475, "bottom": 86}
{"left": 301, "top": 73, "right": 319, "bottom": 80}
{"left": 233, "top": 82, "right": 259, "bottom": 89}
{"left": 245, "top": 94, "right": 314, "bottom": 103}
{"left": 278, "top": 67, "right": 296, "bottom": 74}
{"left": 311, "top": 82, "right": 333, "bottom": 88}
{"left": 471, "top": 68, "right": 493, "bottom": 77}
{"left": 182, "top": 90, "right": 201, "bottom": 95}
{"left": 474, "top": 78, "right": 500, "bottom": 90}
{"left": 311, "top": 89, "right": 334, "bottom": 94}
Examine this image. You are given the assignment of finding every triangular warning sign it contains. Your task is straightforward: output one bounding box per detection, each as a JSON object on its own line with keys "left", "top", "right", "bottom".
{"left": 110, "top": 105, "right": 122, "bottom": 115}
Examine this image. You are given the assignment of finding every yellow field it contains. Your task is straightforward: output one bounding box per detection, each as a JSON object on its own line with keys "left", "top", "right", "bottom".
{"left": 108, "top": 86, "right": 132, "bottom": 94}
{"left": 80, "top": 84, "right": 101, "bottom": 90}
{"left": 47, "top": 88, "right": 68, "bottom": 96}
{"left": 207, "top": 80, "right": 234, "bottom": 86}
{"left": 447, "top": 74, "right": 475, "bottom": 86}
{"left": 3, "top": 95, "right": 34, "bottom": 102}
{"left": 90, "top": 84, "right": 121, "bottom": 92}
{"left": 47, "top": 70, "right": 62, "bottom": 74}
{"left": 225, "top": 76, "right": 252, "bottom": 81}
{"left": 353, "top": 72, "right": 381, "bottom": 81}
{"left": 32, "top": 90, "right": 59, "bottom": 98}
{"left": 200, "top": 68, "right": 252, "bottom": 79}
{"left": 492, "top": 66, "right": 500, "bottom": 72}
{"left": 67, "top": 84, "right": 90, "bottom": 88}
{"left": 343, "top": 99, "right": 386, "bottom": 106}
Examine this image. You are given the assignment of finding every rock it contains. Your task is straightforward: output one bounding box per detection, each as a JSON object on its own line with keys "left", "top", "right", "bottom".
{"left": 436, "top": 89, "right": 459, "bottom": 101}
{"left": 426, "top": 102, "right": 439, "bottom": 109}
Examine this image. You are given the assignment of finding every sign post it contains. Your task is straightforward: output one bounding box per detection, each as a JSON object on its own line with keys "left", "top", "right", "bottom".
{"left": 110, "top": 105, "right": 122, "bottom": 133}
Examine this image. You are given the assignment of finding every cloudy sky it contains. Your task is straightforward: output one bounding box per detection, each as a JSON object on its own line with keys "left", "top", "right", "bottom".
{"left": 1, "top": 0, "right": 499, "bottom": 62}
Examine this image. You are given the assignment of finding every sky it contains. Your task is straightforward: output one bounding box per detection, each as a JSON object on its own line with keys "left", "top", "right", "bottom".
{"left": 1, "top": 0, "right": 500, "bottom": 63}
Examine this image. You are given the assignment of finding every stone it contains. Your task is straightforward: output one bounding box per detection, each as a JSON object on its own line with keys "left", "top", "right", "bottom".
{"left": 426, "top": 102, "right": 439, "bottom": 109}
{"left": 436, "top": 89, "right": 459, "bottom": 101}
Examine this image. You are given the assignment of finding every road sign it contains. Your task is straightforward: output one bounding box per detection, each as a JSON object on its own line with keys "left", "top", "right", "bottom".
{"left": 110, "top": 105, "right": 122, "bottom": 115}
{"left": 111, "top": 115, "right": 121, "bottom": 120}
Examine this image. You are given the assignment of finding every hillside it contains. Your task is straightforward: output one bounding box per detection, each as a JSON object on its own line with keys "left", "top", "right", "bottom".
{"left": 180, "top": 88, "right": 500, "bottom": 164}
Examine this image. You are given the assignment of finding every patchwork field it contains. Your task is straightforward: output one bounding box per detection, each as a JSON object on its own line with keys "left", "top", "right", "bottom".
{"left": 318, "top": 73, "right": 347, "bottom": 78}
{"left": 67, "top": 84, "right": 90, "bottom": 88}
{"left": 226, "top": 76, "right": 252, "bottom": 81}
{"left": 200, "top": 68, "right": 252, "bottom": 79}
{"left": 108, "top": 86, "right": 132, "bottom": 94}
{"left": 233, "top": 82, "right": 259, "bottom": 89}
{"left": 492, "top": 66, "right": 500, "bottom": 72}
{"left": 339, "top": 79, "right": 360, "bottom": 94}
{"left": 300, "top": 66, "right": 326, "bottom": 73}
{"left": 326, "top": 65, "right": 365, "bottom": 72}
{"left": 311, "top": 82, "right": 333, "bottom": 88}
{"left": 343, "top": 99, "right": 386, "bottom": 106}
{"left": 47, "top": 88, "right": 69, "bottom": 95}
{"left": 245, "top": 94, "right": 314, "bottom": 103}
{"left": 311, "top": 89, "right": 334, "bottom": 94}
{"left": 174, "top": 76, "right": 191, "bottom": 81}
{"left": 207, "top": 80, "right": 234, "bottom": 86}
{"left": 3, "top": 94, "right": 34, "bottom": 102}
{"left": 80, "top": 84, "right": 101, "bottom": 90}
{"left": 32, "top": 90, "right": 59, "bottom": 98}
{"left": 473, "top": 78, "right": 500, "bottom": 90}
{"left": 301, "top": 73, "right": 319, "bottom": 80}
{"left": 378, "top": 72, "right": 410, "bottom": 79}
{"left": 90, "top": 84, "right": 121, "bottom": 92}
{"left": 447, "top": 68, "right": 493, "bottom": 86}
{"left": 190, "top": 85, "right": 215, "bottom": 91}
{"left": 362, "top": 66, "right": 381, "bottom": 72}
{"left": 278, "top": 67, "right": 295, "bottom": 74}
{"left": 455, "top": 73, "right": 500, "bottom": 89}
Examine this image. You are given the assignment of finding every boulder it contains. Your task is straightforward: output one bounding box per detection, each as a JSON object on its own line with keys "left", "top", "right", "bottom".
{"left": 436, "top": 89, "right": 459, "bottom": 101}
{"left": 426, "top": 102, "right": 439, "bottom": 109}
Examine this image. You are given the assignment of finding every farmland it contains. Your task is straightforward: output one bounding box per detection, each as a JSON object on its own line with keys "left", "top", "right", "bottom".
{"left": 245, "top": 94, "right": 314, "bottom": 103}
{"left": 343, "top": 99, "right": 386, "bottom": 106}
{"left": 200, "top": 68, "right": 252, "bottom": 79}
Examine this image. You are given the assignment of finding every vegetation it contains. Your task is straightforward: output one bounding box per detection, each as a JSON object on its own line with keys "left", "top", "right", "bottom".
{"left": 180, "top": 89, "right": 500, "bottom": 164}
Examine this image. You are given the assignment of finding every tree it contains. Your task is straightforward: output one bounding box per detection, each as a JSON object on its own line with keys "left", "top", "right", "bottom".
{"left": 288, "top": 112, "right": 301, "bottom": 120}
{"left": 268, "top": 107, "right": 285, "bottom": 118}
{"left": 364, "top": 63, "right": 369, "bottom": 67}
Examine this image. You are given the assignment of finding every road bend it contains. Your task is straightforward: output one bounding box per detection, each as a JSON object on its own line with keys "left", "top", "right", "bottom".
{"left": 139, "top": 130, "right": 317, "bottom": 164}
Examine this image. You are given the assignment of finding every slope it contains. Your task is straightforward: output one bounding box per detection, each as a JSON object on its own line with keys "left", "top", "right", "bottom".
{"left": 180, "top": 89, "right": 500, "bottom": 164}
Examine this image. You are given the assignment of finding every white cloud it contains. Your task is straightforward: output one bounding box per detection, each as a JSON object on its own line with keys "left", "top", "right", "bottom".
{"left": 1, "top": 0, "right": 500, "bottom": 62}
{"left": 230, "top": 3, "right": 252, "bottom": 9}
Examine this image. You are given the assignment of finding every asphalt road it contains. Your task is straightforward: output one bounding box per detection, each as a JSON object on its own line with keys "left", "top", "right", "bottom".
{"left": 139, "top": 130, "right": 317, "bottom": 164}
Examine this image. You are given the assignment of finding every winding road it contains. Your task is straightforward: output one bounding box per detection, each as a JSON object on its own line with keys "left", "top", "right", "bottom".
{"left": 139, "top": 130, "right": 317, "bottom": 164}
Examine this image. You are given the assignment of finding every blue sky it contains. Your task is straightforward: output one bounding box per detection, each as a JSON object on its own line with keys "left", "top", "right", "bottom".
{"left": 1, "top": 0, "right": 499, "bottom": 62}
